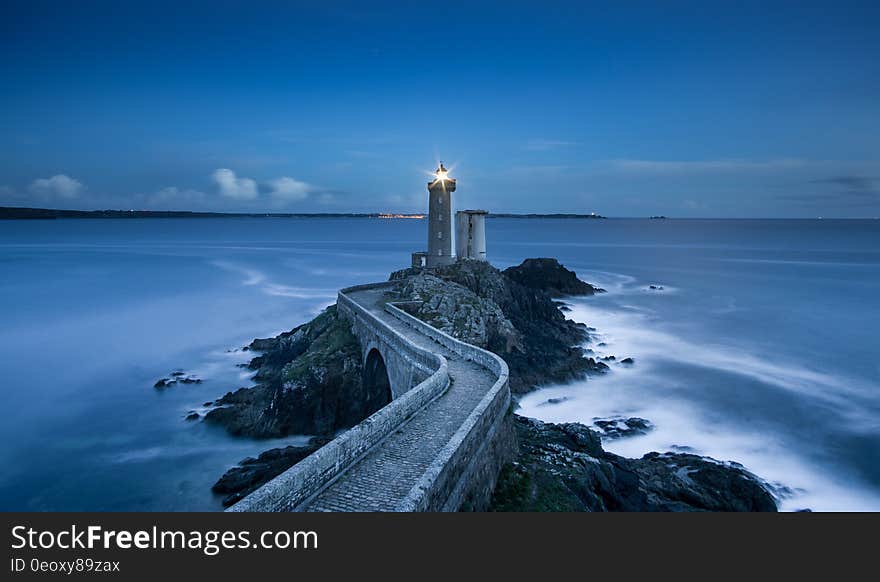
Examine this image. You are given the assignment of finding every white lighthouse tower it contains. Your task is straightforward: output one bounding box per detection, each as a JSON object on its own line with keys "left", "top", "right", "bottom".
{"left": 455, "top": 209, "right": 488, "bottom": 261}
{"left": 425, "top": 163, "right": 456, "bottom": 267}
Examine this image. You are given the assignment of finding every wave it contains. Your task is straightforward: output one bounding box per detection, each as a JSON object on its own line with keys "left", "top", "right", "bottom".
{"left": 107, "top": 434, "right": 315, "bottom": 465}
{"left": 210, "top": 260, "right": 338, "bottom": 300}
{"left": 519, "top": 287, "right": 880, "bottom": 511}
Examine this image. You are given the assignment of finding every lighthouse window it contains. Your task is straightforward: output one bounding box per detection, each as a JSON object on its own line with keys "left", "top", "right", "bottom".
{"left": 437, "top": 231, "right": 442, "bottom": 239}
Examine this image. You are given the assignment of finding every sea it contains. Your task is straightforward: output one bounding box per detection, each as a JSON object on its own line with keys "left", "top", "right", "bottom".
{"left": 0, "top": 217, "right": 877, "bottom": 511}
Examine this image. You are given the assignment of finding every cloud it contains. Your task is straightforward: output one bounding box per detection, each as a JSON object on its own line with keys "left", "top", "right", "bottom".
{"left": 268, "top": 177, "right": 311, "bottom": 202}
{"left": 779, "top": 191, "right": 880, "bottom": 207}
{"left": 524, "top": 138, "right": 580, "bottom": 151}
{"left": 809, "top": 176, "right": 878, "bottom": 190}
{"left": 607, "top": 158, "right": 807, "bottom": 173}
{"left": 28, "top": 174, "right": 84, "bottom": 198}
{"left": 212, "top": 168, "right": 258, "bottom": 200}
{"left": 780, "top": 175, "right": 880, "bottom": 207}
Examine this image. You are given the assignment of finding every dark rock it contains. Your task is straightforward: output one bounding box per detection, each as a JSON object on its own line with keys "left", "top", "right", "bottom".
{"left": 185, "top": 412, "right": 200, "bottom": 421}
{"left": 601, "top": 355, "right": 616, "bottom": 361}
{"left": 212, "top": 443, "right": 321, "bottom": 507}
{"left": 620, "top": 357, "right": 634, "bottom": 365}
{"left": 155, "top": 370, "right": 201, "bottom": 389}
{"left": 625, "top": 451, "right": 778, "bottom": 512}
{"left": 649, "top": 285, "right": 664, "bottom": 291}
{"left": 502, "top": 258, "right": 604, "bottom": 297}
{"left": 489, "top": 415, "right": 777, "bottom": 512}
{"left": 591, "top": 416, "right": 653, "bottom": 439}
{"left": 203, "top": 401, "right": 213, "bottom": 407}
{"left": 389, "top": 260, "right": 607, "bottom": 394}
{"left": 597, "top": 342, "right": 607, "bottom": 347}
{"left": 248, "top": 337, "right": 278, "bottom": 352}
{"left": 204, "top": 305, "right": 387, "bottom": 438}
{"left": 537, "top": 396, "right": 570, "bottom": 406}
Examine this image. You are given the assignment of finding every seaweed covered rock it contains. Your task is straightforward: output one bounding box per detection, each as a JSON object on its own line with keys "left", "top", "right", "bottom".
{"left": 490, "top": 416, "right": 777, "bottom": 512}
{"left": 205, "top": 305, "right": 386, "bottom": 438}
{"left": 212, "top": 440, "right": 326, "bottom": 507}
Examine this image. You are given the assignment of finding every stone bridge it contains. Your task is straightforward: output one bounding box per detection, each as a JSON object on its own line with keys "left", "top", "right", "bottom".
{"left": 227, "top": 282, "right": 512, "bottom": 512}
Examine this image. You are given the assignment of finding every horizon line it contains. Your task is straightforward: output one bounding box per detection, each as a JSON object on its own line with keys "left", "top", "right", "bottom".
{"left": 0, "top": 206, "right": 877, "bottom": 221}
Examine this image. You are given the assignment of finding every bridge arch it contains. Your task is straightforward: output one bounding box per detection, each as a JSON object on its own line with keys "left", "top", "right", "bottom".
{"left": 363, "top": 348, "right": 392, "bottom": 412}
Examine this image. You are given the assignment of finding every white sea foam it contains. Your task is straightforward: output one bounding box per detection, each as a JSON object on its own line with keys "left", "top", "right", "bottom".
{"left": 569, "top": 300, "right": 876, "bottom": 420}
{"left": 210, "top": 260, "right": 337, "bottom": 300}
{"left": 519, "top": 291, "right": 880, "bottom": 511}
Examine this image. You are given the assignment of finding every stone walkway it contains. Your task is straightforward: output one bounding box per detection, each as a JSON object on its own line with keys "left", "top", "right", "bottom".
{"left": 303, "top": 287, "right": 496, "bottom": 512}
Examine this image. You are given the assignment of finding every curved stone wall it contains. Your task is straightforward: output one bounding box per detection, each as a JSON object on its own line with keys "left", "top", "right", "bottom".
{"left": 384, "top": 303, "right": 511, "bottom": 511}
{"left": 227, "top": 284, "right": 449, "bottom": 512}
{"left": 228, "top": 281, "right": 512, "bottom": 513}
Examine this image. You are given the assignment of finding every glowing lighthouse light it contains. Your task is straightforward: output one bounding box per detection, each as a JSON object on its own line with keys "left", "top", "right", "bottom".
{"left": 434, "top": 163, "right": 449, "bottom": 182}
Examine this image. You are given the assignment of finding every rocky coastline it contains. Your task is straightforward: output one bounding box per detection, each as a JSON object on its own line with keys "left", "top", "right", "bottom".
{"left": 489, "top": 416, "right": 776, "bottom": 512}
{"left": 200, "top": 258, "right": 777, "bottom": 511}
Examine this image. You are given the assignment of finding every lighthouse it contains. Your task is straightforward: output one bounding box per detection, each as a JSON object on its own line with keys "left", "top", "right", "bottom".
{"left": 455, "top": 209, "right": 488, "bottom": 261}
{"left": 425, "top": 163, "right": 456, "bottom": 267}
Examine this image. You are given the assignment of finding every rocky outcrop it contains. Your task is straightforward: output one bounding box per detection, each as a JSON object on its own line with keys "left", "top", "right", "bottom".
{"left": 154, "top": 370, "right": 202, "bottom": 389}
{"left": 390, "top": 260, "right": 608, "bottom": 393}
{"left": 489, "top": 416, "right": 777, "bottom": 512}
{"left": 591, "top": 416, "right": 653, "bottom": 439}
{"left": 502, "top": 258, "right": 603, "bottom": 297}
{"left": 212, "top": 439, "right": 328, "bottom": 507}
{"left": 204, "top": 305, "right": 384, "bottom": 438}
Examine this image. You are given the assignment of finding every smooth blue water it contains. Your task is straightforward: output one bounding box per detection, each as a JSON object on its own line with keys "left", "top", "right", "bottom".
{"left": 0, "top": 218, "right": 877, "bottom": 511}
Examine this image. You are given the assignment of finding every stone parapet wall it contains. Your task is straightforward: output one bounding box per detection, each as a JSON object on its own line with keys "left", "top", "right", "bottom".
{"left": 385, "top": 303, "right": 512, "bottom": 511}
{"left": 227, "top": 284, "right": 449, "bottom": 512}
{"left": 228, "top": 282, "right": 512, "bottom": 513}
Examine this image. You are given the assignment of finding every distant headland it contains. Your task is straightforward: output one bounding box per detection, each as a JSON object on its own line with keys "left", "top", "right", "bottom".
{"left": 0, "top": 206, "right": 607, "bottom": 220}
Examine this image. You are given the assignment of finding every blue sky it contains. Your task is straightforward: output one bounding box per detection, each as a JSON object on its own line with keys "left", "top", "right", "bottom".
{"left": 1, "top": 0, "right": 878, "bottom": 217}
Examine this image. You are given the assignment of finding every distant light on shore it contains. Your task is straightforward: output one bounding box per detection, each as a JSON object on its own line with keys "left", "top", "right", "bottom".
{"left": 378, "top": 213, "right": 425, "bottom": 219}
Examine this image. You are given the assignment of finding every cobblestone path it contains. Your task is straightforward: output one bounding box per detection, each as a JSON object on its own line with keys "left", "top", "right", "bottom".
{"left": 303, "top": 287, "right": 496, "bottom": 511}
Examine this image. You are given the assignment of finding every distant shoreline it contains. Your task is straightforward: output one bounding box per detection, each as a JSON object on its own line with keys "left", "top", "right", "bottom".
{"left": 0, "top": 207, "right": 607, "bottom": 220}
{"left": 1, "top": 207, "right": 874, "bottom": 220}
